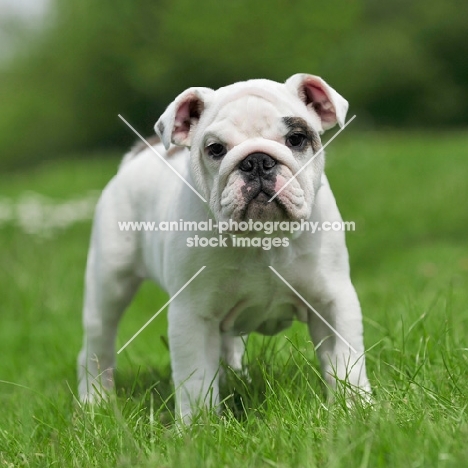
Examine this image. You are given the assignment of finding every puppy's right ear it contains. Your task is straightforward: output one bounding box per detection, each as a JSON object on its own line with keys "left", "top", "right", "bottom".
{"left": 155, "top": 87, "right": 214, "bottom": 150}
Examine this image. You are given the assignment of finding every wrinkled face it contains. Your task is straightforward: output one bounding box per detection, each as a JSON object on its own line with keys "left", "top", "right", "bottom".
{"left": 191, "top": 88, "right": 324, "bottom": 224}
{"left": 155, "top": 75, "right": 349, "bottom": 227}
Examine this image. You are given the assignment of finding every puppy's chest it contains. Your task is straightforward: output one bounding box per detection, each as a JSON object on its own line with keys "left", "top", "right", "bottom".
{"left": 217, "top": 278, "right": 307, "bottom": 336}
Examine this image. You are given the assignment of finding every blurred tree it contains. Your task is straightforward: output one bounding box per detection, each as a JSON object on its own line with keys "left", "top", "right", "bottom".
{"left": 328, "top": 0, "right": 468, "bottom": 126}
{"left": 0, "top": 0, "right": 466, "bottom": 169}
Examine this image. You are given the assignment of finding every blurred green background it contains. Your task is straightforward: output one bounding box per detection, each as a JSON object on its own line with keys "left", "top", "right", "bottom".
{"left": 1, "top": 2, "right": 468, "bottom": 464}
{"left": 0, "top": 0, "right": 467, "bottom": 169}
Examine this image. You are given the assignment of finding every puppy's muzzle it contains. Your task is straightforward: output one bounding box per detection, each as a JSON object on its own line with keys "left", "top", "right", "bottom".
{"left": 238, "top": 152, "right": 279, "bottom": 208}
{"left": 239, "top": 152, "right": 277, "bottom": 178}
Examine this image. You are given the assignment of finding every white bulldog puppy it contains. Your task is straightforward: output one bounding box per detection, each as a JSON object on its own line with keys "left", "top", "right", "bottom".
{"left": 78, "top": 74, "right": 371, "bottom": 422}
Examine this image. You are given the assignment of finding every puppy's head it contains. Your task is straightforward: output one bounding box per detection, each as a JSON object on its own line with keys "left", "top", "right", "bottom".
{"left": 155, "top": 74, "right": 348, "bottom": 224}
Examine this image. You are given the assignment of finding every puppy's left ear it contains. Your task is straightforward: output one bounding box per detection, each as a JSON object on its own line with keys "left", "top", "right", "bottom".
{"left": 285, "top": 74, "right": 348, "bottom": 131}
{"left": 155, "top": 87, "right": 214, "bottom": 149}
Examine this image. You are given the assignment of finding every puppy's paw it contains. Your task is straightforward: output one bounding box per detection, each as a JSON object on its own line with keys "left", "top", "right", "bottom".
{"left": 77, "top": 370, "right": 115, "bottom": 406}
{"left": 219, "top": 364, "right": 251, "bottom": 386}
{"left": 78, "top": 384, "right": 114, "bottom": 405}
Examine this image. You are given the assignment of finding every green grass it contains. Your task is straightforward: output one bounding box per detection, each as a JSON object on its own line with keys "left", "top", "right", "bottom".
{"left": 0, "top": 132, "right": 467, "bottom": 467}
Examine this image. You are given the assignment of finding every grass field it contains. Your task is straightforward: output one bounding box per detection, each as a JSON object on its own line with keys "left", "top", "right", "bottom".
{"left": 0, "top": 132, "right": 467, "bottom": 467}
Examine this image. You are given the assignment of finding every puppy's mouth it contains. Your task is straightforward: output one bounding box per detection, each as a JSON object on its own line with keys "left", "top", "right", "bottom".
{"left": 240, "top": 183, "right": 287, "bottom": 221}
{"left": 241, "top": 183, "right": 275, "bottom": 203}
{"left": 218, "top": 151, "right": 309, "bottom": 223}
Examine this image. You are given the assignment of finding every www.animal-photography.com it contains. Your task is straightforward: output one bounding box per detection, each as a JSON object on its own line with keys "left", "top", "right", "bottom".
{"left": 1, "top": 1, "right": 467, "bottom": 467}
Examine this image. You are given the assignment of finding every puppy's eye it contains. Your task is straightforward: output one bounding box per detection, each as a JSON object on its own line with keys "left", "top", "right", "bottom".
{"left": 286, "top": 133, "right": 307, "bottom": 149}
{"left": 207, "top": 143, "right": 227, "bottom": 159}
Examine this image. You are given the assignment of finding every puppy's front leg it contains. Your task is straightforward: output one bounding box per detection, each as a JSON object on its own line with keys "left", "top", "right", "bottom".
{"left": 168, "top": 302, "right": 221, "bottom": 424}
{"left": 308, "top": 280, "right": 371, "bottom": 402}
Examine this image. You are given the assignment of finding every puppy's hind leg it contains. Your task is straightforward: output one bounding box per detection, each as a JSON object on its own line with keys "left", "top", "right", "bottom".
{"left": 77, "top": 191, "right": 142, "bottom": 403}
{"left": 221, "top": 334, "right": 246, "bottom": 373}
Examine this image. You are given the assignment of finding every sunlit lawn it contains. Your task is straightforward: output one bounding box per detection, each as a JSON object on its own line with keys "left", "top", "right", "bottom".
{"left": 0, "top": 132, "right": 467, "bottom": 467}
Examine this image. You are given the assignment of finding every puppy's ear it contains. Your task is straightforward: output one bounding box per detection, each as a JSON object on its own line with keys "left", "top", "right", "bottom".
{"left": 155, "top": 87, "right": 214, "bottom": 149}
{"left": 285, "top": 74, "right": 348, "bottom": 132}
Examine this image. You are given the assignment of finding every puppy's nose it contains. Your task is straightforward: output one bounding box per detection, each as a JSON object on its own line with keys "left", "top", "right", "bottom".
{"left": 239, "top": 152, "right": 277, "bottom": 175}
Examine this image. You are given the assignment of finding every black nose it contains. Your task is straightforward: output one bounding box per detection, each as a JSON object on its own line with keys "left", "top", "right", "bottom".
{"left": 239, "top": 152, "right": 277, "bottom": 175}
